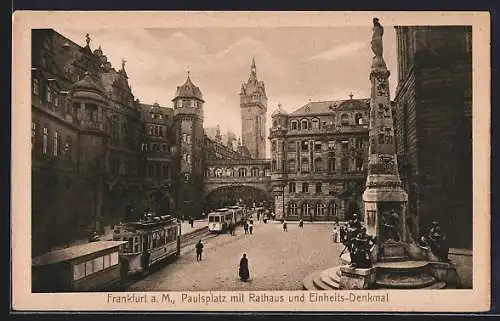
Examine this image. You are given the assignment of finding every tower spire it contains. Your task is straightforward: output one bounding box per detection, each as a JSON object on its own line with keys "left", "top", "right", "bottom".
{"left": 251, "top": 57, "right": 256, "bottom": 76}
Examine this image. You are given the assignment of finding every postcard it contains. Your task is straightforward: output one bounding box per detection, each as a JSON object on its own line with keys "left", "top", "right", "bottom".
{"left": 11, "top": 10, "right": 490, "bottom": 312}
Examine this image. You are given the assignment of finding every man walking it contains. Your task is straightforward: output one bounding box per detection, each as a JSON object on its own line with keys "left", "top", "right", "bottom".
{"left": 283, "top": 220, "right": 288, "bottom": 232}
{"left": 249, "top": 220, "right": 254, "bottom": 235}
{"left": 195, "top": 240, "right": 204, "bottom": 261}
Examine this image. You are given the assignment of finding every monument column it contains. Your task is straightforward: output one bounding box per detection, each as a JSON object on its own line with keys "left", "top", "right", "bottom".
{"left": 363, "top": 18, "right": 408, "bottom": 263}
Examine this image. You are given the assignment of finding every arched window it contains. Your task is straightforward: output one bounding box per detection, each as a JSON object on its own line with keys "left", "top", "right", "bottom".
{"left": 314, "top": 158, "right": 323, "bottom": 171}
{"left": 301, "top": 140, "right": 309, "bottom": 152}
{"left": 288, "top": 159, "right": 296, "bottom": 172}
{"left": 42, "top": 126, "right": 48, "bottom": 154}
{"left": 215, "top": 168, "right": 223, "bottom": 177}
{"left": 251, "top": 167, "right": 259, "bottom": 176}
{"left": 355, "top": 113, "right": 364, "bottom": 125}
{"left": 316, "top": 203, "right": 325, "bottom": 216}
{"left": 301, "top": 202, "right": 311, "bottom": 217}
{"left": 291, "top": 120, "right": 298, "bottom": 130}
{"left": 301, "top": 158, "right": 309, "bottom": 172}
{"left": 226, "top": 167, "right": 235, "bottom": 177}
{"left": 301, "top": 119, "right": 309, "bottom": 130}
{"left": 340, "top": 113, "right": 350, "bottom": 126}
{"left": 288, "top": 202, "right": 297, "bottom": 216}
{"left": 238, "top": 167, "right": 247, "bottom": 177}
{"left": 311, "top": 118, "right": 320, "bottom": 130}
{"left": 328, "top": 202, "right": 337, "bottom": 218}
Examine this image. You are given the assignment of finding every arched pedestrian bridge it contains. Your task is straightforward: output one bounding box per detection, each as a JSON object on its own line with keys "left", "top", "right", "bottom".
{"left": 203, "top": 158, "right": 272, "bottom": 209}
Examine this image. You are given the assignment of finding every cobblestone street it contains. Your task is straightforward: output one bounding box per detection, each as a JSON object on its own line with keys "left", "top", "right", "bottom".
{"left": 128, "top": 221, "right": 343, "bottom": 291}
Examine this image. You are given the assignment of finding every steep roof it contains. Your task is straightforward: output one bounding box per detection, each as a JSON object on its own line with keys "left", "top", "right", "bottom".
{"left": 290, "top": 98, "right": 370, "bottom": 116}
{"left": 173, "top": 74, "right": 204, "bottom": 102}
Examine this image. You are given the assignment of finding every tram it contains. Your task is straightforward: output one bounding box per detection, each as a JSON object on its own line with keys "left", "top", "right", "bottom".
{"left": 32, "top": 240, "right": 127, "bottom": 292}
{"left": 112, "top": 213, "right": 181, "bottom": 276}
{"left": 207, "top": 206, "right": 245, "bottom": 233}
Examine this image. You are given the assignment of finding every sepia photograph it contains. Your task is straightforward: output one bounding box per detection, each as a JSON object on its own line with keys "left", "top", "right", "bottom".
{"left": 12, "top": 11, "right": 490, "bottom": 312}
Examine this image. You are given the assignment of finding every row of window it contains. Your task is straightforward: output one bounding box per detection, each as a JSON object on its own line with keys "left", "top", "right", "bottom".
{"left": 72, "top": 252, "right": 119, "bottom": 281}
{"left": 149, "top": 112, "right": 169, "bottom": 120}
{"left": 146, "top": 163, "right": 171, "bottom": 179}
{"left": 141, "top": 143, "right": 170, "bottom": 153}
{"left": 32, "top": 122, "right": 72, "bottom": 158}
{"left": 33, "top": 78, "right": 61, "bottom": 108}
{"left": 286, "top": 202, "right": 337, "bottom": 216}
{"left": 272, "top": 157, "right": 364, "bottom": 173}
{"left": 283, "top": 114, "right": 365, "bottom": 131}
{"left": 206, "top": 167, "right": 270, "bottom": 178}
{"left": 175, "top": 99, "right": 202, "bottom": 109}
{"left": 272, "top": 139, "right": 364, "bottom": 153}
{"left": 147, "top": 124, "right": 167, "bottom": 138}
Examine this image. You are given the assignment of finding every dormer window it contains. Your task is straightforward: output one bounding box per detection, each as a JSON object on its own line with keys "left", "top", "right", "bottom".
{"left": 341, "top": 114, "right": 350, "bottom": 126}
{"left": 176, "top": 100, "right": 182, "bottom": 108}
{"left": 311, "top": 118, "right": 320, "bottom": 130}
{"left": 291, "top": 120, "right": 298, "bottom": 130}
{"left": 301, "top": 119, "right": 309, "bottom": 130}
{"left": 355, "top": 113, "right": 363, "bottom": 125}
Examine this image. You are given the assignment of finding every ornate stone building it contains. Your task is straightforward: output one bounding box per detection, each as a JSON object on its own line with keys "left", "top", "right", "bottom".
{"left": 240, "top": 58, "right": 267, "bottom": 159}
{"left": 31, "top": 29, "right": 212, "bottom": 256}
{"left": 393, "top": 26, "right": 472, "bottom": 249}
{"left": 269, "top": 97, "right": 370, "bottom": 221}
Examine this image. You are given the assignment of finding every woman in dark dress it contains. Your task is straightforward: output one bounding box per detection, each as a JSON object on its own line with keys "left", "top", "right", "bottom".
{"left": 239, "top": 253, "right": 250, "bottom": 281}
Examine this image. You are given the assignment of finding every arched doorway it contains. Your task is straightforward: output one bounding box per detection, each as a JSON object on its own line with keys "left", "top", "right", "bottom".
{"left": 205, "top": 185, "right": 271, "bottom": 212}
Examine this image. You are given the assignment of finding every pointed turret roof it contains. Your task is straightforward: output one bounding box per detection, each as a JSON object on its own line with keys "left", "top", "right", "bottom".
{"left": 271, "top": 103, "right": 288, "bottom": 117}
{"left": 173, "top": 72, "right": 204, "bottom": 102}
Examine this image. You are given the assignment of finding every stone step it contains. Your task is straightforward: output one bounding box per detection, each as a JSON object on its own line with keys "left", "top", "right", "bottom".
{"left": 320, "top": 268, "right": 341, "bottom": 289}
{"left": 376, "top": 273, "right": 436, "bottom": 289}
{"left": 302, "top": 271, "right": 322, "bottom": 291}
{"left": 378, "top": 255, "right": 409, "bottom": 263}
{"left": 423, "top": 281, "right": 447, "bottom": 289}
{"left": 313, "top": 273, "right": 335, "bottom": 290}
{"left": 375, "top": 260, "right": 430, "bottom": 274}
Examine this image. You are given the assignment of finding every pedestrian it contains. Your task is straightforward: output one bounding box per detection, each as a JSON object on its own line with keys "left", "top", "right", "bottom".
{"left": 190, "top": 216, "right": 194, "bottom": 228}
{"left": 243, "top": 221, "right": 248, "bottom": 234}
{"left": 239, "top": 253, "right": 250, "bottom": 282}
{"left": 298, "top": 218, "right": 304, "bottom": 228}
{"left": 332, "top": 224, "right": 339, "bottom": 243}
{"left": 249, "top": 221, "right": 254, "bottom": 235}
{"left": 283, "top": 220, "right": 288, "bottom": 232}
{"left": 195, "top": 240, "right": 204, "bottom": 261}
{"left": 231, "top": 222, "right": 236, "bottom": 236}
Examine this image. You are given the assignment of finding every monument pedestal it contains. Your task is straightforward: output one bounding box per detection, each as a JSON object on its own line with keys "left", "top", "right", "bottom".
{"left": 379, "top": 241, "right": 408, "bottom": 262}
{"left": 429, "top": 261, "right": 460, "bottom": 287}
{"left": 339, "top": 266, "right": 377, "bottom": 290}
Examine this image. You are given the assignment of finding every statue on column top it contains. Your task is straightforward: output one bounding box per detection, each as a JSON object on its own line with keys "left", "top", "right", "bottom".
{"left": 371, "top": 18, "right": 384, "bottom": 58}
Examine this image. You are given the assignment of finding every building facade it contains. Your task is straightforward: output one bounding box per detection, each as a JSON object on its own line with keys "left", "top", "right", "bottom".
{"left": 393, "top": 26, "right": 473, "bottom": 249}
{"left": 240, "top": 58, "right": 267, "bottom": 159}
{"left": 31, "top": 30, "right": 212, "bottom": 256}
{"left": 269, "top": 98, "right": 370, "bottom": 221}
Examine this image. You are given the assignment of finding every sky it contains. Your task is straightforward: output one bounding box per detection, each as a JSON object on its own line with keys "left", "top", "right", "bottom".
{"left": 58, "top": 27, "right": 398, "bottom": 156}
